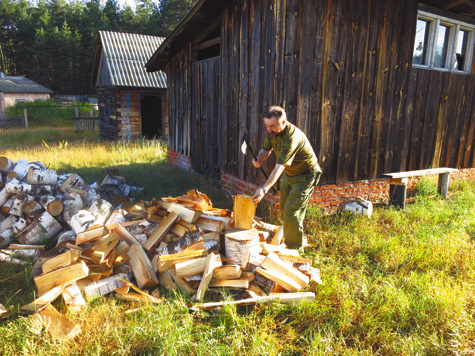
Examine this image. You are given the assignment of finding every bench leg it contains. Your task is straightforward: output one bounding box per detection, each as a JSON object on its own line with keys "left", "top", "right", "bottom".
{"left": 389, "top": 178, "right": 407, "bottom": 209}
{"left": 438, "top": 173, "right": 450, "bottom": 198}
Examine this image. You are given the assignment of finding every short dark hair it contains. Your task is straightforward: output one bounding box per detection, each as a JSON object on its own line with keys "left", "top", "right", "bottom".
{"left": 262, "top": 106, "right": 286, "bottom": 121}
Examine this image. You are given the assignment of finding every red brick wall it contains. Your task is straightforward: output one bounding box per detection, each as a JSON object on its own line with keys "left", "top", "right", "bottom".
{"left": 167, "top": 149, "right": 475, "bottom": 214}
{"left": 167, "top": 148, "right": 192, "bottom": 171}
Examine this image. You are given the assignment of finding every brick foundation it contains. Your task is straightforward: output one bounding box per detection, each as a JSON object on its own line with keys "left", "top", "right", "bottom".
{"left": 167, "top": 148, "right": 192, "bottom": 171}
{"left": 167, "top": 149, "right": 475, "bottom": 214}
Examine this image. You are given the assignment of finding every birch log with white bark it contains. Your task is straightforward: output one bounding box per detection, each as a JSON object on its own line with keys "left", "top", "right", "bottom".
{"left": 27, "top": 167, "right": 58, "bottom": 185}
{"left": 69, "top": 210, "right": 95, "bottom": 234}
{"left": 88, "top": 199, "right": 113, "bottom": 226}
{"left": 0, "top": 157, "right": 13, "bottom": 173}
{"left": 0, "top": 215, "right": 17, "bottom": 234}
{"left": 17, "top": 211, "right": 62, "bottom": 245}
{"left": 38, "top": 195, "right": 63, "bottom": 217}
{"left": 5, "top": 178, "right": 52, "bottom": 195}
{"left": 62, "top": 191, "right": 84, "bottom": 223}
{"left": 23, "top": 201, "right": 46, "bottom": 220}
{"left": 0, "top": 188, "right": 10, "bottom": 206}
{"left": 8, "top": 194, "right": 34, "bottom": 216}
{"left": 0, "top": 217, "right": 27, "bottom": 247}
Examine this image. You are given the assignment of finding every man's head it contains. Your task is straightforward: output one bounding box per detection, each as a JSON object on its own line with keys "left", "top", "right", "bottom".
{"left": 263, "top": 106, "right": 287, "bottom": 136}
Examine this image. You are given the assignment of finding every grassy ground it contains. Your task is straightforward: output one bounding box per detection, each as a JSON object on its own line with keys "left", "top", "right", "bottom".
{"left": 2, "top": 127, "right": 475, "bottom": 355}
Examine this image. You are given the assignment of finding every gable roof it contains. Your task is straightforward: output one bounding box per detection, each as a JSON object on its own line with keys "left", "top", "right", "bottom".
{"left": 0, "top": 74, "right": 54, "bottom": 94}
{"left": 92, "top": 31, "right": 167, "bottom": 89}
{"left": 145, "top": 0, "right": 234, "bottom": 72}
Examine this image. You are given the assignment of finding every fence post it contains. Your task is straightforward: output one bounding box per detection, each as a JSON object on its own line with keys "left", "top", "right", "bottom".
{"left": 74, "top": 106, "right": 80, "bottom": 132}
{"left": 23, "top": 107, "right": 28, "bottom": 129}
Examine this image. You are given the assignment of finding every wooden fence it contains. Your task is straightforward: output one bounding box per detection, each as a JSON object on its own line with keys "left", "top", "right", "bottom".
{"left": 0, "top": 115, "right": 24, "bottom": 131}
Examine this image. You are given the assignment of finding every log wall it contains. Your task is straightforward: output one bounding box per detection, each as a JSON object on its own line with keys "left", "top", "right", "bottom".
{"left": 165, "top": 0, "right": 475, "bottom": 185}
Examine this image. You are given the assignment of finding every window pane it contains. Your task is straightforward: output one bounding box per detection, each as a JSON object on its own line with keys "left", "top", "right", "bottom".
{"left": 413, "top": 19, "right": 430, "bottom": 65}
{"left": 455, "top": 30, "right": 468, "bottom": 70}
{"left": 434, "top": 24, "right": 450, "bottom": 68}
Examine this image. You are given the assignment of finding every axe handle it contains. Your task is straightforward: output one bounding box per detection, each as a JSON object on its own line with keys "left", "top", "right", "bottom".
{"left": 247, "top": 144, "right": 277, "bottom": 194}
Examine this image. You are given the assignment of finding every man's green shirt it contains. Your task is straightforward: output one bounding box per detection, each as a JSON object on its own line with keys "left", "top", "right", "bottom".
{"left": 262, "top": 122, "right": 320, "bottom": 176}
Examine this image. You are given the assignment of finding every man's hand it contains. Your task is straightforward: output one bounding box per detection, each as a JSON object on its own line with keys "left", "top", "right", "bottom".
{"left": 252, "top": 158, "right": 261, "bottom": 168}
{"left": 252, "top": 187, "right": 266, "bottom": 203}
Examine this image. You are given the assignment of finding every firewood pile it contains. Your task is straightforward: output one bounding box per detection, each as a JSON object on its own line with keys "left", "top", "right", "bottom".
{"left": 0, "top": 157, "right": 321, "bottom": 340}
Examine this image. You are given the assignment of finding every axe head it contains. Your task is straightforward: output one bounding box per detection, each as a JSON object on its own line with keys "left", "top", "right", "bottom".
{"left": 240, "top": 131, "right": 250, "bottom": 155}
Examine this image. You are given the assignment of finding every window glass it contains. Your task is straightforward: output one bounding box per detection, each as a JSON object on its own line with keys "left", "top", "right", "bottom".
{"left": 455, "top": 30, "right": 468, "bottom": 71}
{"left": 434, "top": 24, "right": 450, "bottom": 68}
{"left": 413, "top": 19, "right": 430, "bottom": 65}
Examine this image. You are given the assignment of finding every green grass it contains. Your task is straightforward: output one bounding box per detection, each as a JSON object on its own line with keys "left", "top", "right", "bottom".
{"left": 2, "top": 128, "right": 475, "bottom": 355}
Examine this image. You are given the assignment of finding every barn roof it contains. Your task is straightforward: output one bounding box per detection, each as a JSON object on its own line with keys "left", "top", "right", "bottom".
{"left": 145, "top": 0, "right": 475, "bottom": 73}
{"left": 0, "top": 73, "right": 54, "bottom": 94}
{"left": 92, "top": 31, "right": 167, "bottom": 89}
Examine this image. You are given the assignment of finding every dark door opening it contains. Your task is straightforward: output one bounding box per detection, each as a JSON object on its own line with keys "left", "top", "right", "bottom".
{"left": 140, "top": 95, "right": 162, "bottom": 139}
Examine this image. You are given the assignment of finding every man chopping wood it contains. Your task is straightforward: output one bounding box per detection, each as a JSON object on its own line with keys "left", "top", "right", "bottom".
{"left": 251, "top": 106, "right": 322, "bottom": 250}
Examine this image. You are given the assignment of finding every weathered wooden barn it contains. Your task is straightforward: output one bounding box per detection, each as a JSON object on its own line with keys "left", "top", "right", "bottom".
{"left": 0, "top": 72, "right": 53, "bottom": 116}
{"left": 92, "top": 31, "right": 168, "bottom": 141}
{"left": 145, "top": 0, "right": 475, "bottom": 208}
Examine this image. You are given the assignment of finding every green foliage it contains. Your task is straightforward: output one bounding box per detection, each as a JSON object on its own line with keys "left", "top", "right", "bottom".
{"left": 0, "top": 0, "right": 195, "bottom": 94}
{"left": 5, "top": 99, "right": 95, "bottom": 127}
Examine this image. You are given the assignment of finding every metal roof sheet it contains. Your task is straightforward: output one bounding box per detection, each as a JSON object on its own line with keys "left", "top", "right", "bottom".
{"left": 0, "top": 74, "right": 54, "bottom": 94}
{"left": 99, "top": 31, "right": 167, "bottom": 88}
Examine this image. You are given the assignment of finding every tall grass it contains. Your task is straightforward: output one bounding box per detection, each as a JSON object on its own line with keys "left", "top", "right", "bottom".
{"left": 2, "top": 132, "right": 475, "bottom": 354}
{"left": 5, "top": 99, "right": 95, "bottom": 128}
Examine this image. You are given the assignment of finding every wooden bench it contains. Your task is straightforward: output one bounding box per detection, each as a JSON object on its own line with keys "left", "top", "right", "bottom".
{"left": 382, "top": 168, "right": 458, "bottom": 208}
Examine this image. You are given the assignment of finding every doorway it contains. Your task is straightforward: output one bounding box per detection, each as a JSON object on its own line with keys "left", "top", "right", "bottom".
{"left": 140, "top": 95, "right": 162, "bottom": 139}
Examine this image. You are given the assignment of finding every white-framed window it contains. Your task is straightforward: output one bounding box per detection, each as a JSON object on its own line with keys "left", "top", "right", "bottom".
{"left": 413, "top": 10, "right": 475, "bottom": 73}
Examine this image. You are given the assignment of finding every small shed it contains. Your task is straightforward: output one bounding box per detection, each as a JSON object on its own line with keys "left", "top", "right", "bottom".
{"left": 0, "top": 73, "right": 53, "bottom": 116}
{"left": 145, "top": 0, "right": 475, "bottom": 187}
{"left": 92, "top": 31, "right": 167, "bottom": 141}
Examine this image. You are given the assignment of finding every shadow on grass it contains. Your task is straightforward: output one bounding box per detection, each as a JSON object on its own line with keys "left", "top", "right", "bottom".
{"left": 56, "top": 161, "right": 234, "bottom": 210}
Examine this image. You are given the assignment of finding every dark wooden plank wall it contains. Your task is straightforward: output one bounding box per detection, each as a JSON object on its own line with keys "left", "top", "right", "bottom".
{"left": 166, "top": 0, "right": 475, "bottom": 185}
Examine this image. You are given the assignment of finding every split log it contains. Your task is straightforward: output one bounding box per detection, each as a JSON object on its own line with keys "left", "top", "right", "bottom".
{"left": 196, "top": 253, "right": 222, "bottom": 301}
{"left": 75, "top": 224, "right": 105, "bottom": 245}
{"left": 260, "top": 252, "right": 309, "bottom": 289}
{"left": 233, "top": 195, "right": 256, "bottom": 229}
{"left": 270, "top": 225, "right": 284, "bottom": 246}
{"left": 167, "top": 269, "right": 197, "bottom": 294}
{"left": 8, "top": 193, "right": 34, "bottom": 216}
{"left": 127, "top": 244, "right": 159, "bottom": 289}
{"left": 167, "top": 203, "right": 202, "bottom": 223}
{"left": 155, "top": 230, "right": 202, "bottom": 256}
{"left": 9, "top": 244, "right": 45, "bottom": 251}
{"left": 194, "top": 215, "right": 229, "bottom": 233}
{"left": 91, "top": 233, "right": 118, "bottom": 265}
{"left": 27, "top": 167, "right": 58, "bottom": 185}
{"left": 39, "top": 195, "right": 63, "bottom": 216}
{"left": 158, "top": 249, "right": 208, "bottom": 272}
{"left": 42, "top": 249, "right": 81, "bottom": 274}
{"left": 211, "top": 265, "right": 242, "bottom": 281}
{"left": 62, "top": 283, "right": 86, "bottom": 313}
{"left": 174, "top": 256, "right": 207, "bottom": 278}
{"left": 113, "top": 222, "right": 141, "bottom": 246}
{"left": 17, "top": 211, "right": 62, "bottom": 245}
{"left": 82, "top": 273, "right": 128, "bottom": 299}
{"left": 208, "top": 279, "right": 249, "bottom": 289}
{"left": 143, "top": 211, "right": 179, "bottom": 251}
{"left": 116, "top": 277, "right": 162, "bottom": 304}
{"left": 20, "top": 285, "right": 64, "bottom": 314}
{"left": 0, "top": 303, "right": 9, "bottom": 320}
{"left": 255, "top": 267, "right": 301, "bottom": 292}
{"left": 0, "top": 157, "right": 14, "bottom": 173}
{"left": 34, "top": 304, "right": 81, "bottom": 340}
{"left": 34, "top": 261, "right": 89, "bottom": 296}
{"left": 23, "top": 201, "right": 46, "bottom": 219}
{"left": 224, "top": 228, "right": 260, "bottom": 269}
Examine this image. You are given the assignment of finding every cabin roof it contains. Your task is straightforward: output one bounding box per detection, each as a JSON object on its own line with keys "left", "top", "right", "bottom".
{"left": 93, "top": 31, "right": 167, "bottom": 89}
{"left": 0, "top": 74, "right": 54, "bottom": 94}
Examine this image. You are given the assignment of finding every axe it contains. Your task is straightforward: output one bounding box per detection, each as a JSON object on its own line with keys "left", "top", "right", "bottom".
{"left": 240, "top": 131, "right": 276, "bottom": 194}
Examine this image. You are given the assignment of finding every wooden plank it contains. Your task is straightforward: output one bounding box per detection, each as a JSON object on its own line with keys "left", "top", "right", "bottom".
{"left": 190, "top": 292, "right": 315, "bottom": 311}
{"left": 382, "top": 168, "right": 458, "bottom": 179}
{"left": 208, "top": 279, "right": 249, "bottom": 289}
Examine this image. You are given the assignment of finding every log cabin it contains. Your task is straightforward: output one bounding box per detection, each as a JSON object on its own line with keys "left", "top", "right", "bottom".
{"left": 145, "top": 0, "right": 475, "bottom": 212}
{"left": 92, "top": 31, "right": 168, "bottom": 141}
